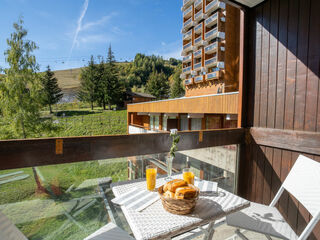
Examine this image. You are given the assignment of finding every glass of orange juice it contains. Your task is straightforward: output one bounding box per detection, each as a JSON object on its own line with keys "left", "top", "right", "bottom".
{"left": 183, "top": 168, "right": 194, "bottom": 185}
{"left": 146, "top": 165, "right": 157, "bottom": 191}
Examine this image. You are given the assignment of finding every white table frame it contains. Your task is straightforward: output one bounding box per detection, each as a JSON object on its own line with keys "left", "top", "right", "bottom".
{"left": 111, "top": 176, "right": 249, "bottom": 240}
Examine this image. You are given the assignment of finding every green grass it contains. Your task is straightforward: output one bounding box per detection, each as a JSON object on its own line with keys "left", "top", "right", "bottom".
{"left": 0, "top": 159, "right": 128, "bottom": 240}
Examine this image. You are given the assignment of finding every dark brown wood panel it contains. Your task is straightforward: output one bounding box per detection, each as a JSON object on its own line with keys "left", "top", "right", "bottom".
{"left": 0, "top": 128, "right": 245, "bottom": 170}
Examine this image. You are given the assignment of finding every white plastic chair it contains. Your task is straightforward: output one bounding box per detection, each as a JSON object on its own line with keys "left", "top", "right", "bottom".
{"left": 84, "top": 222, "right": 134, "bottom": 240}
{"left": 226, "top": 154, "right": 320, "bottom": 240}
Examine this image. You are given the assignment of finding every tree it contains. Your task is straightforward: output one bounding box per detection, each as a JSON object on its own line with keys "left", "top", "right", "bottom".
{"left": 78, "top": 56, "right": 98, "bottom": 110}
{"left": 41, "top": 65, "right": 63, "bottom": 113}
{"left": 0, "top": 18, "right": 52, "bottom": 194}
{"left": 170, "top": 66, "right": 185, "bottom": 98}
{"left": 0, "top": 18, "right": 51, "bottom": 139}
{"left": 98, "top": 45, "right": 124, "bottom": 109}
{"left": 145, "top": 71, "right": 169, "bottom": 99}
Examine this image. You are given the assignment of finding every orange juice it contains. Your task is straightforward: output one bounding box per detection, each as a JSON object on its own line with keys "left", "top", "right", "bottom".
{"left": 146, "top": 167, "right": 157, "bottom": 191}
{"left": 183, "top": 171, "right": 194, "bottom": 185}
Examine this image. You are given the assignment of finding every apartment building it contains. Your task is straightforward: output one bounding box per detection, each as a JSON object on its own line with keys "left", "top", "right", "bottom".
{"left": 127, "top": 0, "right": 241, "bottom": 133}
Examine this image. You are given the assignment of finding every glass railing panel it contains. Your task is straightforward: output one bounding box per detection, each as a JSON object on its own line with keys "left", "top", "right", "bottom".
{"left": 183, "top": 66, "right": 192, "bottom": 73}
{"left": 183, "top": 55, "right": 192, "bottom": 62}
{"left": 205, "top": 0, "right": 218, "bottom": 12}
{"left": 205, "top": 28, "right": 217, "bottom": 39}
{"left": 205, "top": 12, "right": 218, "bottom": 25}
{"left": 194, "top": 62, "right": 202, "bottom": 69}
{"left": 194, "top": 22, "right": 203, "bottom": 32}
{"left": 183, "top": 0, "right": 193, "bottom": 6}
{"left": 194, "top": 36, "right": 202, "bottom": 44}
{"left": 194, "top": 49, "right": 202, "bottom": 57}
{"left": 195, "top": 11, "right": 202, "bottom": 20}
{"left": 205, "top": 42, "right": 217, "bottom": 52}
{"left": 183, "top": 5, "right": 193, "bottom": 17}
{"left": 183, "top": 29, "right": 192, "bottom": 40}
{"left": 183, "top": 42, "right": 192, "bottom": 50}
{"left": 207, "top": 71, "right": 218, "bottom": 79}
{"left": 183, "top": 18, "right": 192, "bottom": 28}
{"left": 205, "top": 57, "right": 217, "bottom": 66}
{"left": 184, "top": 79, "right": 192, "bottom": 85}
{"left": 194, "top": 76, "right": 203, "bottom": 82}
{"left": 194, "top": 0, "right": 202, "bottom": 8}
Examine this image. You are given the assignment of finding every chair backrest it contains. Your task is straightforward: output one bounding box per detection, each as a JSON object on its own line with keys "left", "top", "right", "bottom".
{"left": 282, "top": 155, "right": 320, "bottom": 217}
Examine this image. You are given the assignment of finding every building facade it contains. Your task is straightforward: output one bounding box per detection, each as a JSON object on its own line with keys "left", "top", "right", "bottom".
{"left": 127, "top": 0, "right": 241, "bottom": 134}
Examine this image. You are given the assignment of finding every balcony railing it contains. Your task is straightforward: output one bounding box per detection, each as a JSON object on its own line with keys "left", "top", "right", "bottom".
{"left": 205, "top": 28, "right": 225, "bottom": 40}
{"left": 183, "top": 18, "right": 193, "bottom": 30}
{"left": 194, "top": 62, "right": 202, "bottom": 69}
{"left": 205, "top": 12, "right": 218, "bottom": 27}
{"left": 194, "top": 75, "right": 204, "bottom": 82}
{"left": 183, "top": 0, "right": 195, "bottom": 8}
{"left": 184, "top": 78, "right": 193, "bottom": 85}
{"left": 195, "top": 11, "right": 205, "bottom": 22}
{"left": 183, "top": 29, "right": 192, "bottom": 40}
{"left": 194, "top": 36, "right": 202, "bottom": 45}
{"left": 205, "top": 0, "right": 225, "bottom": 13}
{"left": 194, "top": 0, "right": 203, "bottom": 9}
{"left": 206, "top": 71, "right": 219, "bottom": 80}
{"left": 205, "top": 57, "right": 217, "bottom": 66}
{"left": 183, "top": 42, "right": 192, "bottom": 50}
{"left": 194, "top": 22, "right": 203, "bottom": 33}
{"left": 183, "top": 5, "right": 193, "bottom": 18}
{"left": 204, "top": 42, "right": 218, "bottom": 53}
{"left": 194, "top": 49, "right": 202, "bottom": 58}
{"left": 182, "top": 66, "right": 192, "bottom": 73}
{"left": 183, "top": 54, "right": 192, "bottom": 62}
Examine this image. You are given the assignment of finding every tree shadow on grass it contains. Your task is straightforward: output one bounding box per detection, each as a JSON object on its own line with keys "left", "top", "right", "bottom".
{"left": 54, "top": 110, "right": 102, "bottom": 117}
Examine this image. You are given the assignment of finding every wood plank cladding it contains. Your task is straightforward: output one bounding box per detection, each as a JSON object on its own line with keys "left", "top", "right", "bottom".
{"left": 127, "top": 93, "right": 238, "bottom": 114}
{"left": 241, "top": 0, "right": 320, "bottom": 238}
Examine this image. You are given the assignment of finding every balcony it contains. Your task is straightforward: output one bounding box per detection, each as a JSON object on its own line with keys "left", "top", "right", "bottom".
{"left": 182, "top": 18, "right": 194, "bottom": 32}
{"left": 205, "top": 0, "right": 225, "bottom": 14}
{"left": 182, "top": 0, "right": 195, "bottom": 10}
{"left": 206, "top": 71, "right": 219, "bottom": 80}
{"left": 182, "top": 42, "right": 193, "bottom": 54}
{"left": 194, "top": 11, "right": 206, "bottom": 22}
{"left": 205, "top": 12, "right": 218, "bottom": 27}
{"left": 193, "top": 49, "right": 202, "bottom": 58}
{"left": 193, "top": 62, "right": 202, "bottom": 70}
{"left": 194, "top": 35, "right": 207, "bottom": 47}
{"left": 204, "top": 42, "right": 218, "bottom": 54}
{"left": 183, "top": 5, "right": 193, "bottom": 19}
{"left": 183, "top": 29, "right": 192, "bottom": 40}
{"left": 182, "top": 65, "right": 192, "bottom": 74}
{"left": 183, "top": 54, "right": 192, "bottom": 63}
{"left": 184, "top": 78, "right": 193, "bottom": 85}
{"left": 194, "top": 22, "right": 203, "bottom": 34}
{"left": 205, "top": 27, "right": 225, "bottom": 41}
{"left": 205, "top": 57, "right": 224, "bottom": 69}
{"left": 194, "top": 75, "right": 204, "bottom": 83}
{"left": 194, "top": 0, "right": 203, "bottom": 9}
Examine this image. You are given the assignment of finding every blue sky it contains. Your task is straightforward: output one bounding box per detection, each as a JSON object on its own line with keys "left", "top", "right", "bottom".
{"left": 0, "top": 0, "right": 182, "bottom": 71}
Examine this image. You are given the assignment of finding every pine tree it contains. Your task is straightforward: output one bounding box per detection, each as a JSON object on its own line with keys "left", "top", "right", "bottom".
{"left": 78, "top": 56, "right": 98, "bottom": 110}
{"left": 170, "top": 66, "right": 185, "bottom": 98}
{"left": 146, "top": 71, "right": 169, "bottom": 99}
{"left": 41, "top": 65, "right": 63, "bottom": 113}
{"left": 99, "top": 45, "right": 124, "bottom": 110}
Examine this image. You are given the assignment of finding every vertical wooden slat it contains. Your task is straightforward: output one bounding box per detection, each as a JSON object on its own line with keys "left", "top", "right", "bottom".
{"left": 271, "top": 148, "right": 282, "bottom": 202}
{"left": 278, "top": 150, "right": 290, "bottom": 218}
{"left": 305, "top": 0, "right": 320, "bottom": 132}
{"left": 259, "top": 1, "right": 270, "bottom": 128}
{"left": 267, "top": 0, "right": 279, "bottom": 128}
{"left": 284, "top": 0, "right": 299, "bottom": 130}
{"left": 263, "top": 147, "right": 273, "bottom": 205}
{"left": 294, "top": 0, "right": 311, "bottom": 131}
{"left": 250, "top": 143, "right": 258, "bottom": 202}
{"left": 253, "top": 6, "right": 263, "bottom": 127}
{"left": 255, "top": 145, "right": 265, "bottom": 203}
{"left": 275, "top": 0, "right": 288, "bottom": 129}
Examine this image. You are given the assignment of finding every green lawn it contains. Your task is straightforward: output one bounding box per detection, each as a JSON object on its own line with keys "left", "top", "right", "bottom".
{"left": 0, "top": 157, "right": 128, "bottom": 239}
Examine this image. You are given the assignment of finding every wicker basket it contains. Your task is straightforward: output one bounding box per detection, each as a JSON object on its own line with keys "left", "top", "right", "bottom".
{"left": 158, "top": 184, "right": 200, "bottom": 215}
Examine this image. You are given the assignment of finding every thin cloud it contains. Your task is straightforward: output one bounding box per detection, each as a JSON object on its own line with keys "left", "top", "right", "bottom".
{"left": 69, "top": 0, "right": 89, "bottom": 60}
{"left": 82, "top": 13, "right": 117, "bottom": 31}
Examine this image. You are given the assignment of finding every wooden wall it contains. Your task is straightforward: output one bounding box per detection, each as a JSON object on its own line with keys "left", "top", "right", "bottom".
{"left": 239, "top": 0, "right": 320, "bottom": 238}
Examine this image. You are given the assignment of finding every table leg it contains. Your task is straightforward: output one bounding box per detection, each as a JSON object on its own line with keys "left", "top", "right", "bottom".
{"left": 203, "top": 221, "right": 215, "bottom": 240}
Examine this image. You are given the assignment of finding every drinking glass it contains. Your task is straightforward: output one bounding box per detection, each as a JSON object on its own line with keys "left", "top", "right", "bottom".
{"left": 183, "top": 168, "right": 194, "bottom": 185}
{"left": 146, "top": 165, "right": 157, "bottom": 191}
{"left": 165, "top": 156, "right": 173, "bottom": 182}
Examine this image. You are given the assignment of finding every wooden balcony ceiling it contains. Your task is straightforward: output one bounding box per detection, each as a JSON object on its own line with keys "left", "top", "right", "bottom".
{"left": 233, "top": 0, "right": 265, "bottom": 8}
{"left": 127, "top": 92, "right": 238, "bottom": 114}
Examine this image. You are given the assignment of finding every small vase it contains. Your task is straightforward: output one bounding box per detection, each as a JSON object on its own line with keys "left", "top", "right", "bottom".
{"left": 165, "top": 156, "right": 173, "bottom": 182}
